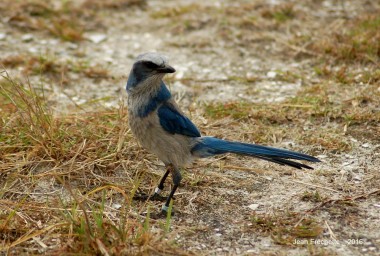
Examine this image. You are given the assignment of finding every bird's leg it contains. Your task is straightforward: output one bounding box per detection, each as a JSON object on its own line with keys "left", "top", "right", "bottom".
{"left": 149, "top": 164, "right": 171, "bottom": 201}
{"left": 154, "top": 164, "right": 172, "bottom": 195}
{"left": 162, "top": 166, "right": 182, "bottom": 214}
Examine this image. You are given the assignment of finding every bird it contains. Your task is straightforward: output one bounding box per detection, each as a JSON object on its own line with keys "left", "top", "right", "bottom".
{"left": 126, "top": 52, "right": 320, "bottom": 214}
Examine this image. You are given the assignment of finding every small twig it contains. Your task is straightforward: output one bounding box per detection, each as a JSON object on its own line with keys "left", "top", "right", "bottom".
{"left": 307, "top": 189, "right": 380, "bottom": 213}
{"left": 325, "top": 220, "right": 337, "bottom": 241}
{"left": 95, "top": 239, "right": 110, "bottom": 256}
{"left": 6, "top": 189, "right": 62, "bottom": 196}
{"left": 278, "top": 104, "right": 315, "bottom": 108}
{"left": 351, "top": 189, "right": 380, "bottom": 200}
{"left": 275, "top": 39, "right": 321, "bottom": 57}
{"left": 222, "top": 165, "right": 268, "bottom": 175}
{"left": 32, "top": 237, "right": 48, "bottom": 249}
{"left": 294, "top": 214, "right": 307, "bottom": 227}
{"left": 291, "top": 180, "right": 341, "bottom": 193}
{"left": 193, "top": 155, "right": 228, "bottom": 168}
{"left": 7, "top": 223, "right": 67, "bottom": 252}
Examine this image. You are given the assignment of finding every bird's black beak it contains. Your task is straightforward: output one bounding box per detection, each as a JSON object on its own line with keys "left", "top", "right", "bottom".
{"left": 157, "top": 65, "right": 176, "bottom": 74}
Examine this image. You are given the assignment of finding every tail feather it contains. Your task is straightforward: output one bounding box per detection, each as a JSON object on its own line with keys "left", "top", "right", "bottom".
{"left": 254, "top": 155, "right": 314, "bottom": 169}
{"left": 191, "top": 137, "right": 320, "bottom": 170}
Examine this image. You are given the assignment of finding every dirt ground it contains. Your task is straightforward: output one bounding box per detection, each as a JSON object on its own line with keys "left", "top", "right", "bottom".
{"left": 1, "top": 0, "right": 379, "bottom": 255}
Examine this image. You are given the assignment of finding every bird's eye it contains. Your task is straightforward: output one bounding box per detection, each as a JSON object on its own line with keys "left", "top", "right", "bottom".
{"left": 144, "top": 61, "right": 160, "bottom": 69}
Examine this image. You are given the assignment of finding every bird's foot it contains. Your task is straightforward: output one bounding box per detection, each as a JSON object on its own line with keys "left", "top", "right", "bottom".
{"left": 144, "top": 204, "right": 175, "bottom": 219}
{"left": 161, "top": 204, "right": 175, "bottom": 216}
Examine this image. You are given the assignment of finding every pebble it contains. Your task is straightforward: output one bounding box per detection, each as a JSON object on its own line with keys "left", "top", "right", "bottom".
{"left": 354, "top": 74, "right": 362, "bottom": 81}
{"left": 266, "top": 71, "right": 277, "bottom": 78}
{"left": 246, "top": 72, "right": 256, "bottom": 80}
{"left": 361, "top": 143, "right": 370, "bottom": 148}
{"left": 133, "top": 42, "right": 141, "bottom": 49}
{"left": 112, "top": 203, "right": 121, "bottom": 209}
{"left": 247, "top": 203, "right": 259, "bottom": 211}
{"left": 175, "top": 70, "right": 185, "bottom": 79}
{"left": 342, "top": 161, "right": 353, "bottom": 166}
{"left": 67, "top": 42, "right": 78, "bottom": 49}
{"left": 0, "top": 33, "right": 6, "bottom": 40}
{"left": 22, "top": 34, "right": 34, "bottom": 42}
{"left": 104, "top": 102, "right": 116, "bottom": 108}
{"left": 86, "top": 33, "right": 107, "bottom": 44}
{"left": 72, "top": 96, "right": 86, "bottom": 105}
{"left": 104, "top": 57, "right": 114, "bottom": 63}
{"left": 28, "top": 47, "right": 38, "bottom": 53}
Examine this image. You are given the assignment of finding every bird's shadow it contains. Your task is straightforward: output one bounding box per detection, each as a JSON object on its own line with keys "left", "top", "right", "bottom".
{"left": 133, "top": 191, "right": 167, "bottom": 202}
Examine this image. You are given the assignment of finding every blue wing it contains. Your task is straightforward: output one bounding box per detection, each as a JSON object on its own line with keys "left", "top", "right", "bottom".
{"left": 158, "top": 102, "right": 201, "bottom": 137}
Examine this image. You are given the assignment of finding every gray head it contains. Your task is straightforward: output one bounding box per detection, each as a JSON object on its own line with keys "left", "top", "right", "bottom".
{"left": 126, "top": 52, "right": 176, "bottom": 92}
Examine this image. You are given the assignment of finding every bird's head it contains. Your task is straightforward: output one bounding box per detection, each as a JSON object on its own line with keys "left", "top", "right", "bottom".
{"left": 127, "top": 52, "right": 176, "bottom": 92}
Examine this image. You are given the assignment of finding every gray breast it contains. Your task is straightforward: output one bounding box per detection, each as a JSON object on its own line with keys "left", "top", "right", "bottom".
{"left": 128, "top": 110, "right": 194, "bottom": 168}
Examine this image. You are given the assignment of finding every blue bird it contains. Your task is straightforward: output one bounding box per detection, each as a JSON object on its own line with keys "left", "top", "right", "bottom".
{"left": 126, "top": 52, "right": 320, "bottom": 213}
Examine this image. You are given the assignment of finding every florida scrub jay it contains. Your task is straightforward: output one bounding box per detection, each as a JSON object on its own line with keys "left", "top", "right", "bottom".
{"left": 126, "top": 52, "right": 320, "bottom": 213}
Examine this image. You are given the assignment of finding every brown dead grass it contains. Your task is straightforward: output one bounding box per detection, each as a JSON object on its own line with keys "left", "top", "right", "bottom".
{"left": 309, "top": 15, "right": 380, "bottom": 65}
{"left": 0, "top": 74, "right": 191, "bottom": 255}
{"left": 0, "top": 54, "right": 109, "bottom": 85}
{"left": 250, "top": 212, "right": 323, "bottom": 245}
{"left": 1, "top": 0, "right": 380, "bottom": 255}
{"left": 0, "top": 0, "right": 145, "bottom": 41}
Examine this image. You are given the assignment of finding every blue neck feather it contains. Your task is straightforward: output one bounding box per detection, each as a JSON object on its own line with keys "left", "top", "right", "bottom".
{"left": 138, "top": 82, "right": 171, "bottom": 117}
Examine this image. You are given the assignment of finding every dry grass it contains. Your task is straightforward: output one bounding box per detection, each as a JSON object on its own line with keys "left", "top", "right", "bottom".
{"left": 250, "top": 212, "right": 323, "bottom": 245}
{"left": 0, "top": 54, "right": 109, "bottom": 85}
{"left": 5, "top": 67, "right": 373, "bottom": 253}
{"left": 1, "top": 0, "right": 380, "bottom": 255}
{"left": 309, "top": 15, "right": 380, "bottom": 65}
{"left": 202, "top": 78, "right": 380, "bottom": 152}
{"left": 0, "top": 74, "right": 193, "bottom": 255}
{"left": 0, "top": 0, "right": 145, "bottom": 41}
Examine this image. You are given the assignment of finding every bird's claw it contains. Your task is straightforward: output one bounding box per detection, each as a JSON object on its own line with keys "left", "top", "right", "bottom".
{"left": 161, "top": 204, "right": 175, "bottom": 216}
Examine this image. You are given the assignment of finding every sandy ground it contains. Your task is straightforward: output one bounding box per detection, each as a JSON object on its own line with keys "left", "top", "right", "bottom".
{"left": 1, "top": 0, "right": 379, "bottom": 255}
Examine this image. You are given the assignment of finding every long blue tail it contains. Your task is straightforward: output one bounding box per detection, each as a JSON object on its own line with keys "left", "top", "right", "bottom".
{"left": 191, "top": 137, "right": 320, "bottom": 170}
